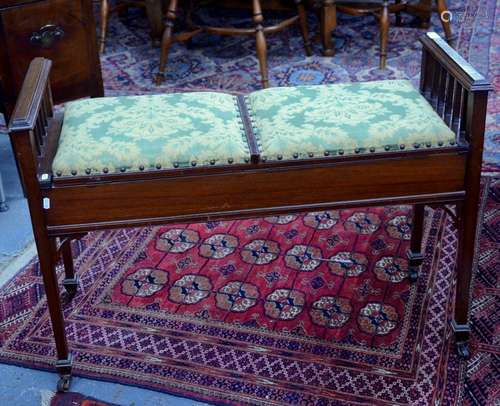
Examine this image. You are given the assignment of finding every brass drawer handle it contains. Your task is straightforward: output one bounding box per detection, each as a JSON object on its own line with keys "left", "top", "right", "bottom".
{"left": 30, "top": 24, "right": 65, "bottom": 48}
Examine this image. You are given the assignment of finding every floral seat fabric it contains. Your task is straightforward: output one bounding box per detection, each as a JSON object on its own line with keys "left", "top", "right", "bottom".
{"left": 52, "top": 92, "right": 250, "bottom": 176}
{"left": 246, "top": 80, "right": 456, "bottom": 160}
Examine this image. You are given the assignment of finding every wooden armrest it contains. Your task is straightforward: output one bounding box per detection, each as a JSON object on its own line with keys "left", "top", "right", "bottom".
{"left": 9, "top": 58, "right": 53, "bottom": 132}
{"left": 419, "top": 32, "right": 492, "bottom": 92}
{"left": 8, "top": 58, "right": 56, "bottom": 187}
{"left": 418, "top": 33, "right": 492, "bottom": 145}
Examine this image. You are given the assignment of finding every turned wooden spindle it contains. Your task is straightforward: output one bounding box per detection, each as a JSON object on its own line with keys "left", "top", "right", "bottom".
{"left": 155, "top": 0, "right": 178, "bottom": 85}
{"left": 379, "top": 1, "right": 389, "bottom": 69}
{"left": 253, "top": 0, "right": 268, "bottom": 88}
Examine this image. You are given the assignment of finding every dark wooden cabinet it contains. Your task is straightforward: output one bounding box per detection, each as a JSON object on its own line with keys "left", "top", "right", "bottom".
{"left": 0, "top": 0, "right": 104, "bottom": 121}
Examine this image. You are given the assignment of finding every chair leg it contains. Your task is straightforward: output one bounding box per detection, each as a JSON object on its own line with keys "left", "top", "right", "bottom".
{"left": 253, "top": 0, "right": 269, "bottom": 88}
{"left": 99, "top": 0, "right": 110, "bottom": 54}
{"left": 395, "top": 0, "right": 402, "bottom": 26}
{"left": 407, "top": 204, "right": 425, "bottom": 283}
{"left": 61, "top": 239, "right": 78, "bottom": 299}
{"left": 156, "top": 0, "right": 178, "bottom": 85}
{"left": 39, "top": 237, "right": 72, "bottom": 391}
{"left": 436, "top": 0, "right": 454, "bottom": 44}
{"left": 321, "top": 0, "right": 336, "bottom": 56}
{"left": 379, "top": 1, "right": 389, "bottom": 69}
{"left": 295, "top": 0, "right": 312, "bottom": 56}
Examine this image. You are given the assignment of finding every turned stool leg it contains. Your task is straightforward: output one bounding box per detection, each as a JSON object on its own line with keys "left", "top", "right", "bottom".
{"left": 321, "top": 0, "right": 336, "bottom": 56}
{"left": 379, "top": 0, "right": 389, "bottom": 69}
{"left": 156, "top": 0, "right": 178, "bottom": 85}
{"left": 407, "top": 204, "right": 425, "bottom": 282}
{"left": 295, "top": 0, "right": 312, "bottom": 56}
{"left": 436, "top": 0, "right": 454, "bottom": 44}
{"left": 99, "top": 0, "right": 110, "bottom": 53}
{"left": 253, "top": 0, "right": 269, "bottom": 88}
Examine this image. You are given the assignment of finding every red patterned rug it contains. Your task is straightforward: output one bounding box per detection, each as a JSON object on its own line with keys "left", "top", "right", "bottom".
{"left": 0, "top": 177, "right": 498, "bottom": 405}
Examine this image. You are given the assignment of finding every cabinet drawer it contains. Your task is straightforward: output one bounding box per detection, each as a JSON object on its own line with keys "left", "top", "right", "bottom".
{"left": 1, "top": 0, "right": 102, "bottom": 107}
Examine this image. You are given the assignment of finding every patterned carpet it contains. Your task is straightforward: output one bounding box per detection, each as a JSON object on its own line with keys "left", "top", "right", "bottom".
{"left": 0, "top": 2, "right": 498, "bottom": 405}
{"left": 0, "top": 178, "right": 497, "bottom": 405}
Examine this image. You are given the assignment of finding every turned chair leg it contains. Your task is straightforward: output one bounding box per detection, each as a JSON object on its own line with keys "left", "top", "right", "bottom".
{"left": 156, "top": 0, "right": 178, "bottom": 85}
{"left": 407, "top": 204, "right": 425, "bottom": 282}
{"left": 99, "top": 0, "right": 110, "bottom": 54}
{"left": 321, "top": 0, "right": 336, "bottom": 56}
{"left": 253, "top": 0, "right": 269, "bottom": 88}
{"left": 436, "top": 0, "right": 454, "bottom": 44}
{"left": 379, "top": 1, "right": 389, "bottom": 69}
{"left": 61, "top": 239, "right": 78, "bottom": 299}
{"left": 295, "top": 0, "right": 312, "bottom": 56}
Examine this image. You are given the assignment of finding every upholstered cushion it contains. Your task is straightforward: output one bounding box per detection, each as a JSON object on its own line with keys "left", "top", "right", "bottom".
{"left": 52, "top": 92, "right": 251, "bottom": 176}
{"left": 246, "top": 80, "right": 455, "bottom": 160}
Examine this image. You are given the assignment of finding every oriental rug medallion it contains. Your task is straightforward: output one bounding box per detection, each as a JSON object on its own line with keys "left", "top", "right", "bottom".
{"left": 3, "top": 177, "right": 498, "bottom": 405}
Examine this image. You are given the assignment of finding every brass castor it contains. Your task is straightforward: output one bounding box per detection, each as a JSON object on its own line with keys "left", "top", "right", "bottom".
{"left": 63, "top": 277, "right": 78, "bottom": 299}
{"left": 408, "top": 268, "right": 418, "bottom": 283}
{"left": 57, "top": 374, "right": 72, "bottom": 392}
{"left": 456, "top": 341, "right": 471, "bottom": 360}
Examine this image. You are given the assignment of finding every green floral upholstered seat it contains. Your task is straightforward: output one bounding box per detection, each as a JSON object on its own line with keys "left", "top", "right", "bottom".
{"left": 52, "top": 80, "right": 455, "bottom": 176}
{"left": 52, "top": 92, "right": 251, "bottom": 176}
{"left": 246, "top": 79, "right": 455, "bottom": 160}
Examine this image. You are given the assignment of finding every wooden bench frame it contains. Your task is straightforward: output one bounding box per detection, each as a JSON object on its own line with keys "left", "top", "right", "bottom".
{"left": 7, "top": 32, "right": 492, "bottom": 391}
